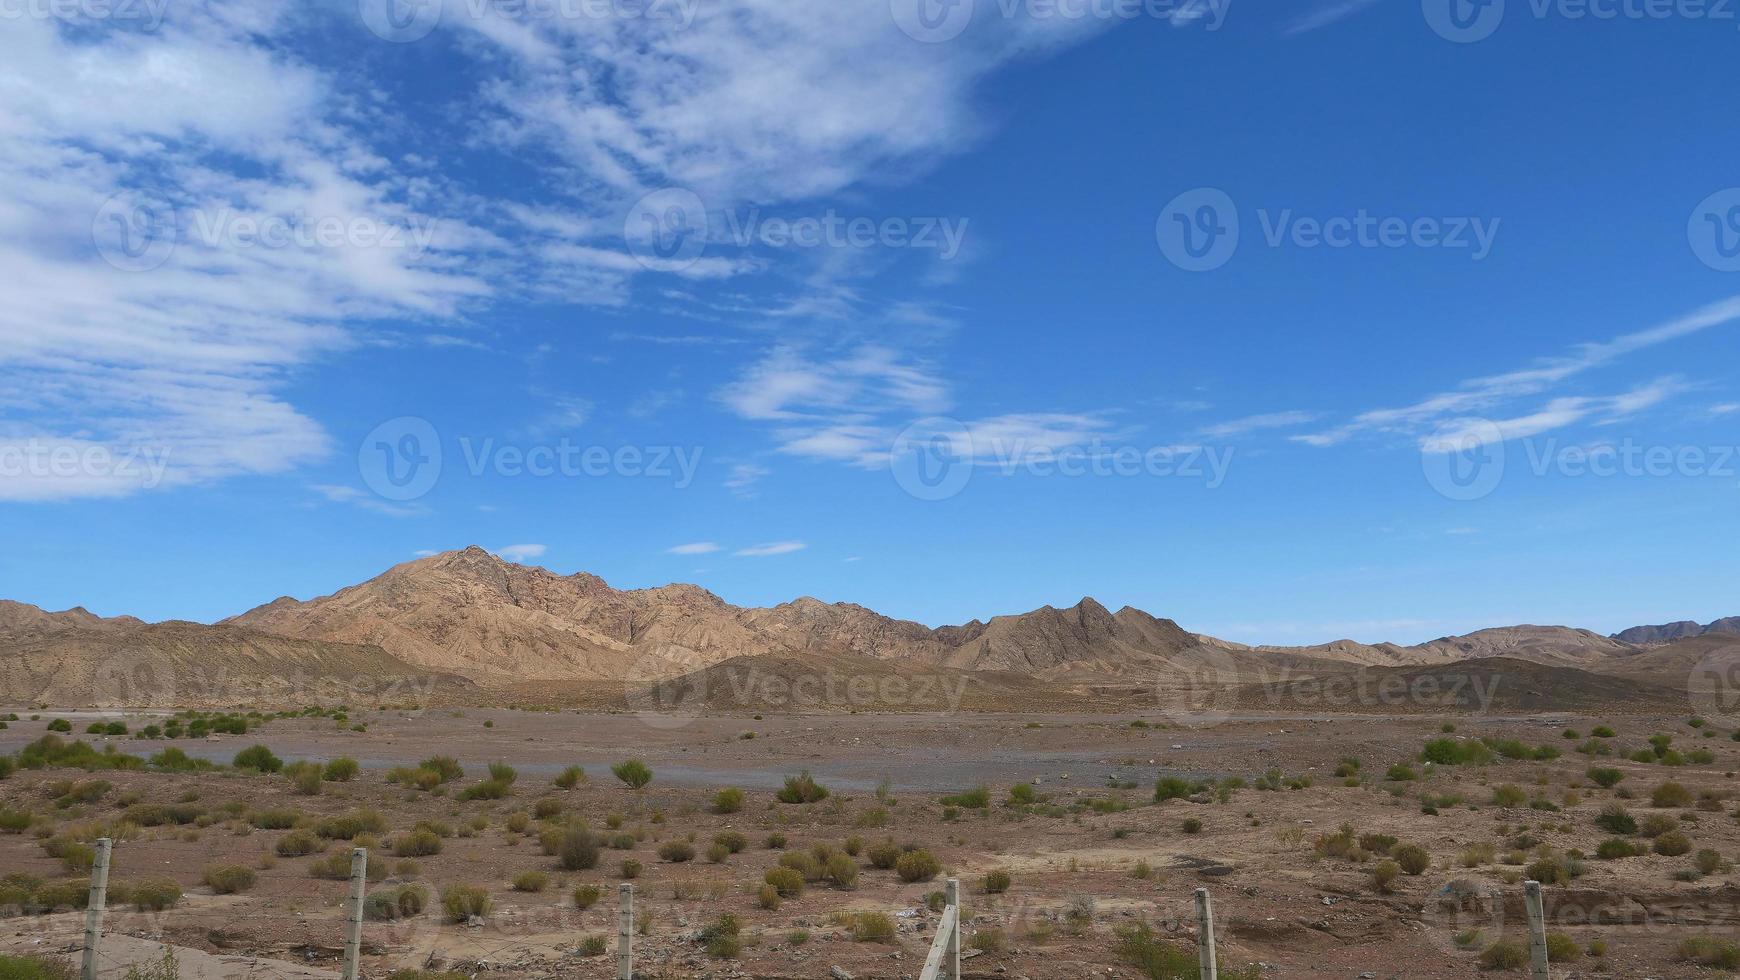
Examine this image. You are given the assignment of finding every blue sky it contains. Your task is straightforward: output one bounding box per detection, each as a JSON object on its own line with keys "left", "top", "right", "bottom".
{"left": 2, "top": 0, "right": 1737, "bottom": 644}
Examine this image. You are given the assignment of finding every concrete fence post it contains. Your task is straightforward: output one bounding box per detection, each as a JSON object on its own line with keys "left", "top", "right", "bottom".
{"left": 81, "top": 838, "right": 113, "bottom": 980}
{"left": 618, "top": 883, "right": 634, "bottom": 980}
{"left": 944, "top": 877, "right": 960, "bottom": 980}
{"left": 1195, "top": 887, "right": 1218, "bottom": 980}
{"left": 342, "top": 848, "right": 367, "bottom": 980}
{"left": 1524, "top": 879, "right": 1550, "bottom": 980}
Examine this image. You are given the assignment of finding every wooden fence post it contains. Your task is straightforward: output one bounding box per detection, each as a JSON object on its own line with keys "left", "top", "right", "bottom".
{"left": 618, "top": 882, "right": 634, "bottom": 980}
{"left": 1523, "top": 879, "right": 1550, "bottom": 980}
{"left": 342, "top": 848, "right": 367, "bottom": 980}
{"left": 81, "top": 838, "right": 112, "bottom": 980}
{"left": 944, "top": 877, "right": 960, "bottom": 980}
{"left": 1195, "top": 887, "right": 1218, "bottom": 980}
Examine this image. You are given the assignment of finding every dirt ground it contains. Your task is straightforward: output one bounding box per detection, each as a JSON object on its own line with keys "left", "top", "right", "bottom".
{"left": 3, "top": 706, "right": 1738, "bottom": 978}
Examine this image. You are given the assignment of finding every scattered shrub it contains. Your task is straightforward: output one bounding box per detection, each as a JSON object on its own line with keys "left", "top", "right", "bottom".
{"left": 984, "top": 869, "right": 1012, "bottom": 894}
{"left": 896, "top": 849, "right": 942, "bottom": 883}
{"left": 776, "top": 772, "right": 829, "bottom": 804}
{"left": 512, "top": 871, "right": 549, "bottom": 893}
{"left": 232, "top": 745, "right": 282, "bottom": 773}
{"left": 201, "top": 865, "right": 256, "bottom": 894}
{"left": 441, "top": 886, "right": 491, "bottom": 922}
{"left": 611, "top": 760, "right": 653, "bottom": 789}
{"left": 658, "top": 841, "right": 696, "bottom": 863}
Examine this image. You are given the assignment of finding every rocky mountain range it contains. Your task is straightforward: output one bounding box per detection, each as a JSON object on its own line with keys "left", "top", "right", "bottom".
{"left": 1612, "top": 617, "right": 1740, "bottom": 646}
{"left": 0, "top": 546, "right": 1732, "bottom": 707}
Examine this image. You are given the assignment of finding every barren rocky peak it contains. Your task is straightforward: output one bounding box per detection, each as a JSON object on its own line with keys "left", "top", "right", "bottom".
{"left": 1613, "top": 616, "right": 1740, "bottom": 645}
{"left": 0, "top": 599, "right": 141, "bottom": 634}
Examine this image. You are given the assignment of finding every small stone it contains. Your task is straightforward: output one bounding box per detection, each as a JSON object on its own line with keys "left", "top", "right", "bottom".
{"left": 829, "top": 967, "right": 854, "bottom": 980}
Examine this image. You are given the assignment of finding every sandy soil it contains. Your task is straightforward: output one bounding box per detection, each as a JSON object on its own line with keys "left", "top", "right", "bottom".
{"left": 2, "top": 706, "right": 1738, "bottom": 978}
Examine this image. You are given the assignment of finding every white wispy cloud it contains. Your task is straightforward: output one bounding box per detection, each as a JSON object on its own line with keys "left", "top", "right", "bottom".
{"left": 666, "top": 542, "right": 721, "bottom": 555}
{"left": 495, "top": 543, "right": 548, "bottom": 563}
{"left": 309, "top": 484, "right": 429, "bottom": 518}
{"left": 1198, "top": 410, "right": 1320, "bottom": 439}
{"left": 1296, "top": 296, "right": 1740, "bottom": 451}
{"left": 1283, "top": 0, "right": 1383, "bottom": 35}
{"left": 735, "top": 541, "right": 806, "bottom": 557}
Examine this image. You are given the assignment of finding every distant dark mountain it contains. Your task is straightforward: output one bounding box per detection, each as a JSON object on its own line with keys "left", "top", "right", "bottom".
{"left": 1613, "top": 617, "right": 1740, "bottom": 645}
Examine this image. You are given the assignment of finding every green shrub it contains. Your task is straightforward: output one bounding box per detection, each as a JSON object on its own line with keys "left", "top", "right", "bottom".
{"left": 0, "top": 954, "right": 77, "bottom": 980}
{"left": 1371, "top": 860, "right": 1400, "bottom": 893}
{"left": 559, "top": 828, "right": 600, "bottom": 870}
{"left": 896, "top": 849, "right": 941, "bottom": 883}
{"left": 441, "top": 886, "right": 491, "bottom": 922}
{"left": 512, "top": 871, "right": 549, "bottom": 893}
{"left": 984, "top": 869, "right": 1012, "bottom": 894}
{"left": 276, "top": 830, "right": 320, "bottom": 856}
{"left": 849, "top": 912, "right": 896, "bottom": 943}
{"left": 1491, "top": 784, "right": 1527, "bottom": 807}
{"left": 712, "top": 788, "right": 744, "bottom": 813}
{"left": 316, "top": 810, "right": 387, "bottom": 840}
{"left": 553, "top": 765, "right": 586, "bottom": 789}
{"left": 323, "top": 758, "right": 360, "bottom": 782}
{"left": 1653, "top": 831, "right": 1692, "bottom": 856}
{"left": 619, "top": 859, "right": 642, "bottom": 879}
{"left": 1480, "top": 940, "right": 1528, "bottom": 970}
{"left": 419, "top": 756, "right": 464, "bottom": 782}
{"left": 201, "top": 865, "right": 257, "bottom": 894}
{"left": 232, "top": 745, "right": 282, "bottom": 772}
{"left": 940, "top": 786, "right": 990, "bottom": 808}
{"left": 1392, "top": 844, "right": 1430, "bottom": 875}
{"left": 658, "top": 841, "right": 695, "bottom": 863}
{"left": 1652, "top": 782, "right": 1693, "bottom": 807}
{"left": 251, "top": 808, "right": 300, "bottom": 830}
{"left": 1679, "top": 936, "right": 1740, "bottom": 969}
{"left": 457, "top": 779, "right": 511, "bottom": 802}
{"left": 487, "top": 762, "right": 517, "bottom": 784}
{"left": 1420, "top": 738, "right": 1493, "bottom": 766}
{"left": 1594, "top": 804, "right": 1636, "bottom": 835}
{"left": 395, "top": 830, "right": 443, "bottom": 857}
{"left": 1545, "top": 933, "right": 1580, "bottom": 963}
{"left": 129, "top": 879, "right": 182, "bottom": 912}
{"left": 1385, "top": 764, "right": 1417, "bottom": 782}
{"left": 866, "top": 841, "right": 902, "bottom": 869}
{"left": 1595, "top": 837, "right": 1638, "bottom": 859}
{"left": 824, "top": 853, "right": 859, "bottom": 889}
{"left": 776, "top": 772, "right": 828, "bottom": 804}
{"left": 1181, "top": 818, "right": 1203, "bottom": 835}
{"left": 1586, "top": 767, "right": 1623, "bottom": 788}
{"left": 764, "top": 867, "right": 804, "bottom": 898}
{"left": 611, "top": 760, "right": 652, "bottom": 789}
{"left": 573, "top": 884, "right": 602, "bottom": 909}
{"left": 578, "top": 936, "right": 608, "bottom": 957}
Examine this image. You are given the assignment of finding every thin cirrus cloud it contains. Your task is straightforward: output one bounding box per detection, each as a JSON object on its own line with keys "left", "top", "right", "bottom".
{"left": 1294, "top": 294, "right": 1740, "bottom": 452}
{"left": 734, "top": 541, "right": 806, "bottom": 557}
{"left": 666, "top": 542, "right": 721, "bottom": 555}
